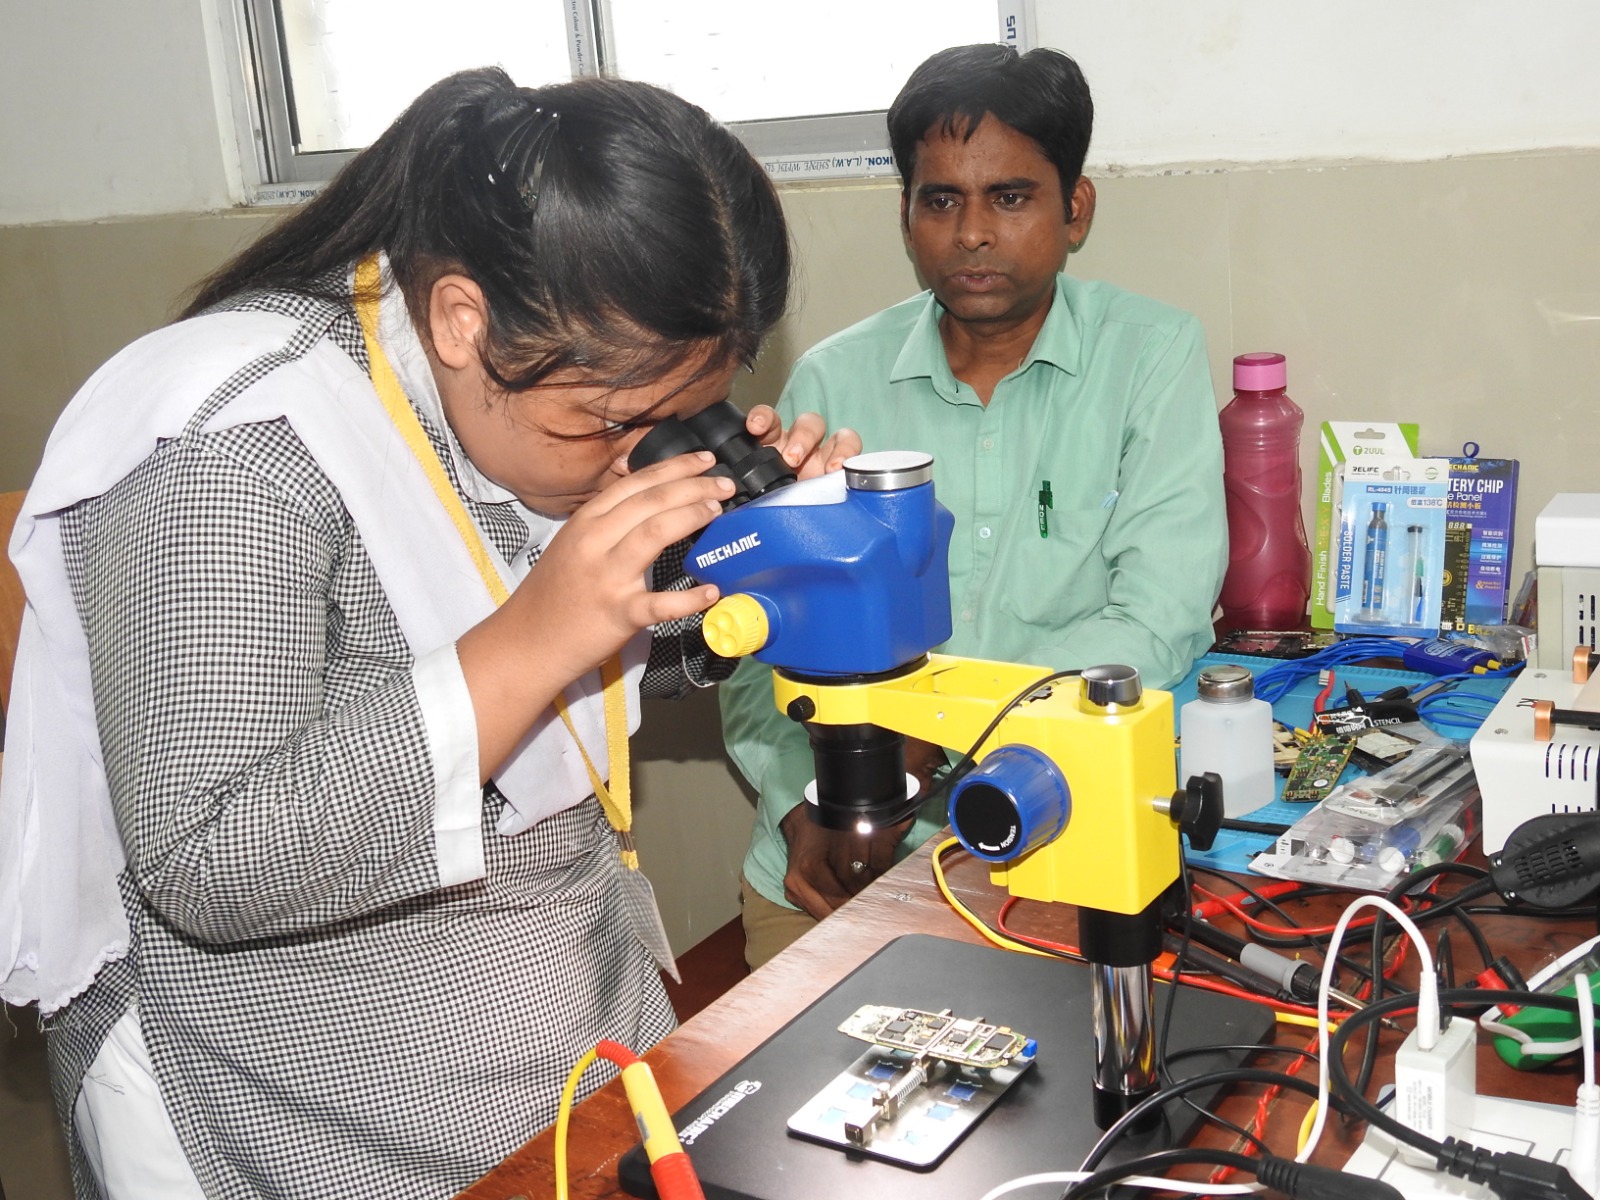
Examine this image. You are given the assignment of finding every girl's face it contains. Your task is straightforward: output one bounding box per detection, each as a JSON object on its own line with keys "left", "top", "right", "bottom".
{"left": 442, "top": 352, "right": 740, "bottom": 516}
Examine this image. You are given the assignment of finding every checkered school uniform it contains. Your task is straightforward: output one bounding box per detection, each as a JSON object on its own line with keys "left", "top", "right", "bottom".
{"left": 42, "top": 284, "right": 730, "bottom": 1199}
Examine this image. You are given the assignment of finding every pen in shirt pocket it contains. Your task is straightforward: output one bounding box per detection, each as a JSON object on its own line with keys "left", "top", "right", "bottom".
{"left": 1039, "top": 487, "right": 1119, "bottom": 538}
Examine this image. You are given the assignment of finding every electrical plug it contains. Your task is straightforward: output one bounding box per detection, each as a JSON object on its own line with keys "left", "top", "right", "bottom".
{"left": 1255, "top": 1156, "right": 1405, "bottom": 1200}
{"left": 1436, "top": 1141, "right": 1590, "bottom": 1200}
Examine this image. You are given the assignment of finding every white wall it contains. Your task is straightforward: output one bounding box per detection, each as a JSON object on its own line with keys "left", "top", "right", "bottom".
{"left": 7, "top": 0, "right": 1600, "bottom": 225}
{"left": 0, "top": 0, "right": 243, "bottom": 223}
{"left": 1038, "top": 2, "right": 1600, "bottom": 170}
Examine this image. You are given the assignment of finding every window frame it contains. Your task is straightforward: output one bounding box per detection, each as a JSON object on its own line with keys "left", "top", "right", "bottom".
{"left": 226, "top": 0, "right": 1034, "bottom": 196}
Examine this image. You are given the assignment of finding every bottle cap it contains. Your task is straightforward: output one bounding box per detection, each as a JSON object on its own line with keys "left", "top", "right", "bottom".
{"left": 1233, "top": 351, "right": 1287, "bottom": 392}
{"left": 1197, "top": 663, "right": 1256, "bottom": 702}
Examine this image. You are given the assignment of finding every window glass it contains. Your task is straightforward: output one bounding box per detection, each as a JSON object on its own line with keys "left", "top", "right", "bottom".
{"left": 245, "top": 0, "right": 1015, "bottom": 187}
{"left": 605, "top": 1, "right": 998, "bottom": 123}
{"left": 277, "top": 0, "right": 570, "bottom": 152}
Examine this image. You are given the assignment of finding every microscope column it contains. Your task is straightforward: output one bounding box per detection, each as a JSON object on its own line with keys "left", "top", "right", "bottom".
{"left": 1081, "top": 899, "right": 1164, "bottom": 1131}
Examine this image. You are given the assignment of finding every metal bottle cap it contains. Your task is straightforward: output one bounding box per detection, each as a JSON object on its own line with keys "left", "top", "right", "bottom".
{"left": 1080, "top": 664, "right": 1142, "bottom": 712}
{"left": 1197, "top": 664, "right": 1256, "bottom": 702}
{"left": 844, "top": 450, "right": 934, "bottom": 492}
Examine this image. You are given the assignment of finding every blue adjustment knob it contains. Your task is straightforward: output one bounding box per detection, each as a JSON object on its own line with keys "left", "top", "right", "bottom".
{"left": 948, "top": 745, "right": 1071, "bottom": 862}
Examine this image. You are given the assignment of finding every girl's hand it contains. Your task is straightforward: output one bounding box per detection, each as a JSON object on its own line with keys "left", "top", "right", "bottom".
{"left": 525, "top": 452, "right": 734, "bottom": 667}
{"left": 456, "top": 452, "right": 733, "bottom": 777}
{"left": 744, "top": 405, "right": 861, "bottom": 480}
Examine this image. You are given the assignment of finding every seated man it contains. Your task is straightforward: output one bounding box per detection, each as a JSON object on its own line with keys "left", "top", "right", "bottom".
{"left": 722, "top": 43, "right": 1227, "bottom": 969}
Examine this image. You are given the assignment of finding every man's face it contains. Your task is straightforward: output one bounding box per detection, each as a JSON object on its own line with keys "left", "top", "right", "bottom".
{"left": 902, "top": 116, "right": 1075, "bottom": 332}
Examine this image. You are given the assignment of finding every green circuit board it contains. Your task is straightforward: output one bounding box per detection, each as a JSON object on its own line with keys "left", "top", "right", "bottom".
{"left": 1282, "top": 737, "right": 1356, "bottom": 803}
{"left": 836, "top": 1005, "right": 1031, "bottom": 1068}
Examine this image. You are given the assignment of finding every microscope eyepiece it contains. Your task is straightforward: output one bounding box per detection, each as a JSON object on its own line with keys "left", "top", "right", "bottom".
{"left": 627, "top": 399, "right": 796, "bottom": 506}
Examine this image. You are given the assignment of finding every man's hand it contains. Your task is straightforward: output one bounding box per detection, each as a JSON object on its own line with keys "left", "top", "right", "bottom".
{"left": 776, "top": 737, "right": 947, "bottom": 920}
{"left": 779, "top": 804, "right": 910, "bottom": 920}
{"left": 743, "top": 405, "right": 860, "bottom": 479}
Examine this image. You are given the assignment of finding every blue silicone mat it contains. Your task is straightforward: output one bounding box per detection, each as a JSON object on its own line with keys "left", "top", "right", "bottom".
{"left": 1168, "top": 652, "right": 1513, "bottom": 875}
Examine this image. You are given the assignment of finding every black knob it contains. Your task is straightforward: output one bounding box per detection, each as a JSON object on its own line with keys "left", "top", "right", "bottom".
{"left": 785, "top": 696, "right": 816, "bottom": 722}
{"left": 1170, "top": 772, "right": 1224, "bottom": 850}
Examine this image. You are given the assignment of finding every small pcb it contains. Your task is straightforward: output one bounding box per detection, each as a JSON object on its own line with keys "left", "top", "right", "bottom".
{"left": 791, "top": 1005, "right": 1037, "bottom": 1166}
{"left": 836, "top": 1006, "right": 1031, "bottom": 1070}
{"left": 1282, "top": 737, "right": 1356, "bottom": 803}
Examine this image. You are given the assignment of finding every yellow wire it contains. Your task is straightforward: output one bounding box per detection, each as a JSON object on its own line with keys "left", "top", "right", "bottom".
{"left": 1297, "top": 1100, "right": 1319, "bottom": 1155}
{"left": 930, "top": 838, "right": 1052, "bottom": 957}
{"left": 554, "top": 1047, "right": 599, "bottom": 1200}
{"left": 1274, "top": 1011, "right": 1339, "bottom": 1032}
{"left": 932, "top": 842, "right": 1352, "bottom": 1039}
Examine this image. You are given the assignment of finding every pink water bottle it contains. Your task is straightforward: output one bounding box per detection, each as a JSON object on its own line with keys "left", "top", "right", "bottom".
{"left": 1218, "top": 352, "right": 1312, "bottom": 630}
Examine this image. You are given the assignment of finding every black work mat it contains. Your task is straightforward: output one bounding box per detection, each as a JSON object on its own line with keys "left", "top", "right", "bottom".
{"left": 619, "top": 933, "right": 1276, "bottom": 1199}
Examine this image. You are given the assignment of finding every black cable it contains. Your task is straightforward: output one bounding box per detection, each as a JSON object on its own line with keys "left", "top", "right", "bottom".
{"left": 1445, "top": 905, "right": 1496, "bottom": 972}
{"left": 1354, "top": 870, "right": 1498, "bottom": 1101}
{"left": 943, "top": 668, "right": 1082, "bottom": 792}
{"left": 1460, "top": 903, "right": 1600, "bottom": 922}
{"left": 1219, "top": 817, "right": 1291, "bottom": 835}
{"left": 1190, "top": 871, "right": 1329, "bottom": 929}
{"left": 904, "top": 669, "right": 1085, "bottom": 826}
{"left": 1078, "top": 1065, "right": 1363, "bottom": 1172}
{"left": 1155, "top": 857, "right": 1263, "bottom": 1154}
{"left": 1184, "top": 874, "right": 1377, "bottom": 987}
{"left": 1164, "top": 1042, "right": 1318, "bottom": 1066}
{"left": 1063, "top": 1146, "right": 1406, "bottom": 1200}
{"left": 1166, "top": 934, "right": 1281, "bottom": 1001}
{"left": 1065, "top": 1149, "right": 1261, "bottom": 1200}
{"left": 1327, "top": 985, "right": 1587, "bottom": 1200}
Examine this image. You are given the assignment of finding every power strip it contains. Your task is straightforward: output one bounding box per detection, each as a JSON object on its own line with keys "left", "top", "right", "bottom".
{"left": 1344, "top": 1093, "right": 1584, "bottom": 1199}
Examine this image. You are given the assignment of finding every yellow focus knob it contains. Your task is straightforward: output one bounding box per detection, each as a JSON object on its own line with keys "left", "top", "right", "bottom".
{"left": 703, "top": 594, "right": 769, "bottom": 659}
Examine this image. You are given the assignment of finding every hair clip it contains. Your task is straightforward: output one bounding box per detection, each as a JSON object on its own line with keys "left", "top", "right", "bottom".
{"left": 487, "top": 104, "right": 561, "bottom": 215}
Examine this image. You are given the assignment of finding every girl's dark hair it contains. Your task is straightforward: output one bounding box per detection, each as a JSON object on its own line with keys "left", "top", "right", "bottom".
{"left": 184, "top": 68, "right": 791, "bottom": 392}
{"left": 887, "top": 44, "right": 1093, "bottom": 215}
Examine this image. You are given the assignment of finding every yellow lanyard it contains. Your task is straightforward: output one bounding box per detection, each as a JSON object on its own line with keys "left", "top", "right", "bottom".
{"left": 352, "top": 255, "right": 637, "bottom": 868}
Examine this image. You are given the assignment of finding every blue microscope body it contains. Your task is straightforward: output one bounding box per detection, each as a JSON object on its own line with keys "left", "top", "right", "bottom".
{"left": 685, "top": 464, "right": 955, "bottom": 677}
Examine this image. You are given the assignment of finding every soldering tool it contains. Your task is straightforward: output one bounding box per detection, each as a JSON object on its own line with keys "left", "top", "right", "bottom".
{"left": 556, "top": 1041, "right": 704, "bottom": 1200}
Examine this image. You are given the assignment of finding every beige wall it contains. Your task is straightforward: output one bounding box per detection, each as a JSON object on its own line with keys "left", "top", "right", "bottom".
{"left": 4, "top": 150, "right": 1598, "bottom": 950}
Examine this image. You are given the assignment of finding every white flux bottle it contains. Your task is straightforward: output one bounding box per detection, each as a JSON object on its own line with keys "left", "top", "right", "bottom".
{"left": 1179, "top": 664, "right": 1274, "bottom": 818}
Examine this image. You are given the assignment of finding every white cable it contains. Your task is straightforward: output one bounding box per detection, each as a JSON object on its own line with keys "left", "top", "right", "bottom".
{"left": 1571, "top": 972, "right": 1600, "bottom": 1199}
{"left": 1297, "top": 893, "right": 1437, "bottom": 1164}
{"left": 1478, "top": 1014, "right": 1589, "bottom": 1061}
{"left": 1583, "top": 974, "right": 1596, "bottom": 1089}
{"left": 975, "top": 1169, "right": 1260, "bottom": 1199}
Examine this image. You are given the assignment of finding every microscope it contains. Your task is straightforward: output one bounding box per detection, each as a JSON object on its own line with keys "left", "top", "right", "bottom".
{"left": 631, "top": 404, "right": 1221, "bottom": 1130}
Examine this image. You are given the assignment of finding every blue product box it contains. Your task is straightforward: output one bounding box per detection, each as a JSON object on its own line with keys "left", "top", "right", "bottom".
{"left": 1333, "top": 462, "right": 1452, "bottom": 637}
{"left": 1442, "top": 456, "right": 1519, "bottom": 634}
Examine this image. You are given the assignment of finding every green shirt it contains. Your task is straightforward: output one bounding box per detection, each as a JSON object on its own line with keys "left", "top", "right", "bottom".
{"left": 724, "top": 273, "right": 1226, "bottom": 908}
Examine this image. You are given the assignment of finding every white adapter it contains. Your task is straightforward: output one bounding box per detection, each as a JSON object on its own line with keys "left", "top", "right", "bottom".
{"left": 1392, "top": 1015, "right": 1477, "bottom": 1168}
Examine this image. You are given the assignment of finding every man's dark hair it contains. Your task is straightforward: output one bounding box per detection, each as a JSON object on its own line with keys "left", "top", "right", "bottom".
{"left": 887, "top": 44, "right": 1093, "bottom": 210}
{"left": 184, "top": 67, "right": 790, "bottom": 394}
